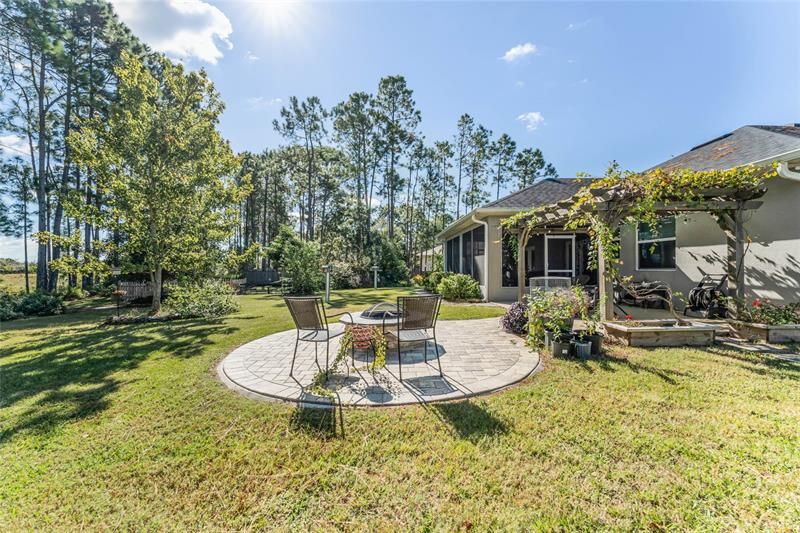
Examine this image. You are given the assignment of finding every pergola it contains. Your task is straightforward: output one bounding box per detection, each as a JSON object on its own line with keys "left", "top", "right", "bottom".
{"left": 506, "top": 180, "right": 770, "bottom": 321}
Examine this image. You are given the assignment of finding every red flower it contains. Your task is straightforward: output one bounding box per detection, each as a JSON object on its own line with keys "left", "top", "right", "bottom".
{"left": 752, "top": 299, "right": 762, "bottom": 308}
{"left": 625, "top": 314, "right": 633, "bottom": 320}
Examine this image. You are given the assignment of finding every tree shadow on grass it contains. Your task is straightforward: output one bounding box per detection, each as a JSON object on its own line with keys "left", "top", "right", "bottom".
{"left": 432, "top": 400, "right": 508, "bottom": 442}
{"left": 1, "top": 319, "right": 237, "bottom": 442}
{"left": 704, "top": 344, "right": 800, "bottom": 381}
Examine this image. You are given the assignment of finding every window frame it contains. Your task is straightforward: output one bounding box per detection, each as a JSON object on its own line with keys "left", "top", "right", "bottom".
{"left": 635, "top": 218, "right": 677, "bottom": 271}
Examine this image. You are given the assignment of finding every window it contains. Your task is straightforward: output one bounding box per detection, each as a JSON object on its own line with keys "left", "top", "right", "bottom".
{"left": 446, "top": 237, "right": 459, "bottom": 272}
{"left": 637, "top": 217, "right": 676, "bottom": 270}
{"left": 461, "top": 230, "right": 473, "bottom": 277}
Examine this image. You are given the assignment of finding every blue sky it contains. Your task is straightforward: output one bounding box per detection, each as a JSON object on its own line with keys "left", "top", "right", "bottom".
{"left": 2, "top": 0, "right": 799, "bottom": 260}
{"left": 177, "top": 0, "right": 799, "bottom": 178}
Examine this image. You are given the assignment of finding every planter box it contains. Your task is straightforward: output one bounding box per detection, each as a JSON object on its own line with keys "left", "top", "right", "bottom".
{"left": 604, "top": 320, "right": 716, "bottom": 347}
{"left": 729, "top": 321, "right": 800, "bottom": 343}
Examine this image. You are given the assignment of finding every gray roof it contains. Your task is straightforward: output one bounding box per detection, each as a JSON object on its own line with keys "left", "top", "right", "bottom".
{"left": 651, "top": 124, "right": 800, "bottom": 172}
{"left": 481, "top": 178, "right": 594, "bottom": 209}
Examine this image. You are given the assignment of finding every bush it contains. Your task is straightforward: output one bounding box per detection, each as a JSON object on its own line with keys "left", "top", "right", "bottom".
{"left": 282, "top": 240, "right": 323, "bottom": 295}
{"left": 369, "top": 233, "right": 409, "bottom": 286}
{"left": 411, "top": 274, "right": 424, "bottom": 286}
{"left": 436, "top": 274, "right": 482, "bottom": 301}
{"left": 0, "top": 290, "right": 21, "bottom": 321}
{"left": 15, "top": 290, "right": 65, "bottom": 317}
{"left": 527, "top": 287, "right": 587, "bottom": 343}
{"left": 163, "top": 280, "right": 239, "bottom": 318}
{"left": 330, "top": 260, "right": 365, "bottom": 290}
{"left": 740, "top": 299, "right": 800, "bottom": 325}
{"left": 501, "top": 301, "right": 529, "bottom": 334}
{"left": 60, "top": 286, "right": 87, "bottom": 301}
{"left": 425, "top": 271, "right": 451, "bottom": 292}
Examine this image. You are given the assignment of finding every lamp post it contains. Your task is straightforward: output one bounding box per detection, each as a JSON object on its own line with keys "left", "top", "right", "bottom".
{"left": 371, "top": 265, "right": 380, "bottom": 289}
{"left": 321, "top": 264, "right": 333, "bottom": 304}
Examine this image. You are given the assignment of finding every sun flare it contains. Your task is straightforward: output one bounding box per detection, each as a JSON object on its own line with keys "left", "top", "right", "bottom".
{"left": 241, "top": 0, "right": 309, "bottom": 36}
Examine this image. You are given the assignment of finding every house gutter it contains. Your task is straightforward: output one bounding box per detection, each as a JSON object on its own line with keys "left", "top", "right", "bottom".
{"left": 777, "top": 161, "right": 800, "bottom": 182}
{"left": 471, "top": 213, "right": 490, "bottom": 302}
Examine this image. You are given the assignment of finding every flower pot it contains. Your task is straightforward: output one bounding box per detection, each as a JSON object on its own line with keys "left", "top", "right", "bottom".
{"left": 586, "top": 333, "right": 603, "bottom": 356}
{"left": 571, "top": 339, "right": 592, "bottom": 359}
{"left": 551, "top": 336, "right": 573, "bottom": 358}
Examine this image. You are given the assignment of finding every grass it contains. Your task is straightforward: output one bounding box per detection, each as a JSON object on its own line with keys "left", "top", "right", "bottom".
{"left": 1, "top": 288, "right": 799, "bottom": 529}
{"left": 0, "top": 272, "right": 29, "bottom": 292}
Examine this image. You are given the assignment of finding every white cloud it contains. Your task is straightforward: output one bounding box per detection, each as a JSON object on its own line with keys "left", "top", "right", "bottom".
{"left": 110, "top": 0, "right": 233, "bottom": 64}
{"left": 0, "top": 236, "right": 36, "bottom": 262}
{"left": 567, "top": 20, "right": 590, "bottom": 31}
{"left": 247, "top": 96, "right": 283, "bottom": 110}
{"left": 246, "top": 50, "right": 260, "bottom": 62}
{"left": 500, "top": 42, "right": 538, "bottom": 63}
{"left": 0, "top": 134, "right": 31, "bottom": 158}
{"left": 517, "top": 112, "right": 545, "bottom": 131}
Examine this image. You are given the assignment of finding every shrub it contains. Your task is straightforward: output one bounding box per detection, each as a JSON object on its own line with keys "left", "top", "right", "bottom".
{"left": 15, "top": 290, "right": 65, "bottom": 317}
{"left": 527, "top": 287, "right": 587, "bottom": 343}
{"left": 425, "top": 271, "right": 451, "bottom": 292}
{"left": 411, "top": 274, "right": 424, "bottom": 286}
{"left": 437, "top": 273, "right": 481, "bottom": 301}
{"left": 282, "top": 240, "right": 323, "bottom": 295}
{"left": 330, "top": 260, "right": 365, "bottom": 290}
{"left": 0, "top": 290, "right": 21, "bottom": 321}
{"left": 163, "top": 280, "right": 239, "bottom": 318}
{"left": 501, "top": 301, "right": 529, "bottom": 334}
{"left": 369, "top": 233, "right": 409, "bottom": 286}
{"left": 60, "top": 286, "right": 87, "bottom": 301}
{"left": 740, "top": 299, "right": 800, "bottom": 325}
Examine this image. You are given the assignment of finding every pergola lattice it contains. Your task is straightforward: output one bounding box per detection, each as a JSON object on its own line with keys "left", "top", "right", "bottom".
{"left": 507, "top": 181, "right": 769, "bottom": 320}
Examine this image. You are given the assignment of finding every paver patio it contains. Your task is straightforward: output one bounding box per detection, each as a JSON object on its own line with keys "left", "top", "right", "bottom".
{"left": 218, "top": 317, "right": 540, "bottom": 406}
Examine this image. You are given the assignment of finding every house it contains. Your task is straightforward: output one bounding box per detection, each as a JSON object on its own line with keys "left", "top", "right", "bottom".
{"left": 437, "top": 124, "right": 800, "bottom": 304}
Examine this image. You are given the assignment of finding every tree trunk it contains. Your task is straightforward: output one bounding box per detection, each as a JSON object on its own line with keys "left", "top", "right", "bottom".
{"left": 151, "top": 266, "right": 163, "bottom": 314}
{"left": 35, "top": 52, "right": 48, "bottom": 291}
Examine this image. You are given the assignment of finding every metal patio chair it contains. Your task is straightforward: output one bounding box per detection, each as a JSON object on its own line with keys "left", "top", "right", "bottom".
{"left": 384, "top": 295, "right": 443, "bottom": 381}
{"left": 284, "top": 296, "right": 354, "bottom": 377}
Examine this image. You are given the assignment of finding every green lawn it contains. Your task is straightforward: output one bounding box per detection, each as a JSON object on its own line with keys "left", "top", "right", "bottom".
{"left": 1, "top": 288, "right": 799, "bottom": 530}
{"left": 0, "top": 272, "right": 30, "bottom": 292}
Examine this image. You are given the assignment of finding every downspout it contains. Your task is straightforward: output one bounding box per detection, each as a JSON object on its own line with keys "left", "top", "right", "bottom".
{"left": 778, "top": 161, "right": 800, "bottom": 182}
{"left": 471, "top": 214, "right": 489, "bottom": 302}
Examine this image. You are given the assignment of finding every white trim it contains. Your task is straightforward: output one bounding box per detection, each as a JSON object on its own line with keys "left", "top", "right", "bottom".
{"left": 778, "top": 161, "right": 800, "bottom": 182}
{"left": 635, "top": 218, "right": 677, "bottom": 271}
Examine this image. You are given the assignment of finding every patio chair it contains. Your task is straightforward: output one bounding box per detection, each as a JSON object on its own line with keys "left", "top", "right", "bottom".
{"left": 284, "top": 296, "right": 354, "bottom": 378}
{"left": 384, "top": 295, "right": 443, "bottom": 381}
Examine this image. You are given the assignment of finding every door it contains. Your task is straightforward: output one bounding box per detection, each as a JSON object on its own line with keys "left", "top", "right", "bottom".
{"left": 545, "top": 235, "right": 575, "bottom": 279}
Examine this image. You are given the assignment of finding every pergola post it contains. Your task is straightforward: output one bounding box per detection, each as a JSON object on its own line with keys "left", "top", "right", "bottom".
{"left": 725, "top": 206, "right": 746, "bottom": 319}
{"left": 597, "top": 238, "right": 614, "bottom": 321}
{"left": 517, "top": 228, "right": 528, "bottom": 302}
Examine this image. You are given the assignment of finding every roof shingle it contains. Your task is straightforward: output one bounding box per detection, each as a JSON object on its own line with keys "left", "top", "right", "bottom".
{"left": 481, "top": 178, "right": 594, "bottom": 209}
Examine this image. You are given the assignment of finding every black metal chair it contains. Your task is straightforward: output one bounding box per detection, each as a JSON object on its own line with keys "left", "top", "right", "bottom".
{"left": 284, "top": 297, "right": 354, "bottom": 377}
{"left": 384, "top": 295, "right": 443, "bottom": 381}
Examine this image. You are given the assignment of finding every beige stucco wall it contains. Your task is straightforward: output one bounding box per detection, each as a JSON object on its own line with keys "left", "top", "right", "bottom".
{"left": 618, "top": 177, "right": 800, "bottom": 304}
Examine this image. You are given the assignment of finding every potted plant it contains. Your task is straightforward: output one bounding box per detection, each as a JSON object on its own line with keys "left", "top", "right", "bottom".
{"left": 580, "top": 294, "right": 605, "bottom": 356}
{"left": 550, "top": 327, "right": 573, "bottom": 357}
{"left": 570, "top": 331, "right": 592, "bottom": 359}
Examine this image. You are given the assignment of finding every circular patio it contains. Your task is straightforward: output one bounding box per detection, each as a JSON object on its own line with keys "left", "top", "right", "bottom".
{"left": 218, "top": 317, "right": 540, "bottom": 407}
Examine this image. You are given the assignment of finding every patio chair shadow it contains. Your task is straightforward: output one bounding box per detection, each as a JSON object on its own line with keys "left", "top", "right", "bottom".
{"left": 289, "top": 395, "right": 344, "bottom": 439}
{"left": 403, "top": 375, "right": 460, "bottom": 397}
{"left": 432, "top": 400, "right": 508, "bottom": 442}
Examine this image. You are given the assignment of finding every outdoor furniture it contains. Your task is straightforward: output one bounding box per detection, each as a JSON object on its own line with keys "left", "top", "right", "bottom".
{"left": 384, "top": 295, "right": 443, "bottom": 381}
{"left": 615, "top": 280, "right": 670, "bottom": 309}
{"left": 284, "top": 296, "right": 354, "bottom": 377}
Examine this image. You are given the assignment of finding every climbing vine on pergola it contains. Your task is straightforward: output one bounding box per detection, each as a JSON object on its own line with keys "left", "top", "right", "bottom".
{"left": 501, "top": 163, "right": 778, "bottom": 320}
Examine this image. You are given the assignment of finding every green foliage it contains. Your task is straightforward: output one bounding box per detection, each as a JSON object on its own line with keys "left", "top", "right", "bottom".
{"left": 163, "top": 280, "right": 239, "bottom": 318}
{"left": 13, "top": 290, "right": 65, "bottom": 317}
{"left": 330, "top": 260, "right": 365, "bottom": 290}
{"left": 411, "top": 273, "right": 425, "bottom": 286}
{"left": 60, "top": 286, "right": 87, "bottom": 301}
{"left": 424, "top": 270, "right": 452, "bottom": 292}
{"left": 740, "top": 299, "right": 800, "bottom": 325}
{"left": 68, "top": 52, "right": 246, "bottom": 312}
{"left": 266, "top": 225, "right": 302, "bottom": 269}
{"left": 369, "top": 233, "right": 409, "bottom": 286}
{"left": 0, "top": 290, "right": 21, "bottom": 321}
{"left": 281, "top": 240, "right": 323, "bottom": 295}
{"left": 437, "top": 273, "right": 481, "bottom": 301}
{"left": 501, "top": 301, "right": 529, "bottom": 334}
{"left": 527, "top": 287, "right": 586, "bottom": 343}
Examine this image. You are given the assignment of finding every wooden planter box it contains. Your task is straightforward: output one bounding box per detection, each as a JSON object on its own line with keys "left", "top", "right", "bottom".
{"left": 729, "top": 321, "right": 800, "bottom": 343}
{"left": 604, "top": 320, "right": 716, "bottom": 347}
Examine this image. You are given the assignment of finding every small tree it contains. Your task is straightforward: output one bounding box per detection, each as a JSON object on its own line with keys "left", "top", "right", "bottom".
{"left": 69, "top": 52, "right": 247, "bottom": 313}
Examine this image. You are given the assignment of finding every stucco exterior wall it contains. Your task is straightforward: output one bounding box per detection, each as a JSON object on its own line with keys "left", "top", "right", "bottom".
{"left": 618, "top": 178, "right": 800, "bottom": 304}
